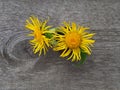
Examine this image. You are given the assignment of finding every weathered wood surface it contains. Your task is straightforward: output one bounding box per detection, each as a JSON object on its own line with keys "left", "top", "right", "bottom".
{"left": 0, "top": 0, "right": 120, "bottom": 90}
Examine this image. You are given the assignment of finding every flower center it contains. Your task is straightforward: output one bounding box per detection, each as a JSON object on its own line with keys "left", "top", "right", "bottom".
{"left": 34, "top": 30, "right": 43, "bottom": 42}
{"left": 65, "top": 32, "right": 81, "bottom": 49}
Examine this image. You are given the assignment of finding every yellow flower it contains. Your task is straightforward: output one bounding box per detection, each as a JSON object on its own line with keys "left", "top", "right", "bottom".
{"left": 25, "top": 16, "right": 52, "bottom": 55}
{"left": 53, "top": 22, "right": 95, "bottom": 62}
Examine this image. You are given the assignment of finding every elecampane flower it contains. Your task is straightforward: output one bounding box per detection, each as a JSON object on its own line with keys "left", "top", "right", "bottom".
{"left": 53, "top": 22, "right": 95, "bottom": 62}
{"left": 25, "top": 16, "right": 52, "bottom": 55}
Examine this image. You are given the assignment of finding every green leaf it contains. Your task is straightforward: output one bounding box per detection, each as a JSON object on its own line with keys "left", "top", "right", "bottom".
{"left": 49, "top": 28, "right": 57, "bottom": 31}
{"left": 44, "top": 33, "right": 53, "bottom": 38}
{"left": 44, "top": 28, "right": 58, "bottom": 38}
{"left": 73, "top": 52, "right": 87, "bottom": 67}
{"left": 50, "top": 39, "right": 57, "bottom": 46}
{"left": 80, "top": 52, "right": 87, "bottom": 64}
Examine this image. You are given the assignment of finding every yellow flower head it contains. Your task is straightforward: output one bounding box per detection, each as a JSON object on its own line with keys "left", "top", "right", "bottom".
{"left": 25, "top": 16, "right": 52, "bottom": 55}
{"left": 53, "top": 22, "right": 95, "bottom": 62}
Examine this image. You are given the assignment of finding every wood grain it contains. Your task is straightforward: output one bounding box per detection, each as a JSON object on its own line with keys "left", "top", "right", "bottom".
{"left": 0, "top": 0, "right": 120, "bottom": 90}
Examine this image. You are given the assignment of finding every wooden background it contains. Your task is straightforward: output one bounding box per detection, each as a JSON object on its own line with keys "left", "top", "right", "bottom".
{"left": 0, "top": 0, "right": 120, "bottom": 90}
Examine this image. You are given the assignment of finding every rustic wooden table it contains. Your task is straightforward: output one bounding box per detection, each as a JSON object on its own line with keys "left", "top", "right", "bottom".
{"left": 0, "top": 0, "right": 120, "bottom": 90}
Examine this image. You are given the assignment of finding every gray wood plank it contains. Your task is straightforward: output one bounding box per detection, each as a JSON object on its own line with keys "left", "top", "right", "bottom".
{"left": 0, "top": 0, "right": 120, "bottom": 90}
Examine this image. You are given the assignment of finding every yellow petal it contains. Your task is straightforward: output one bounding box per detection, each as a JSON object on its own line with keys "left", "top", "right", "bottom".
{"left": 72, "top": 22, "right": 77, "bottom": 31}
{"left": 60, "top": 48, "right": 71, "bottom": 57}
